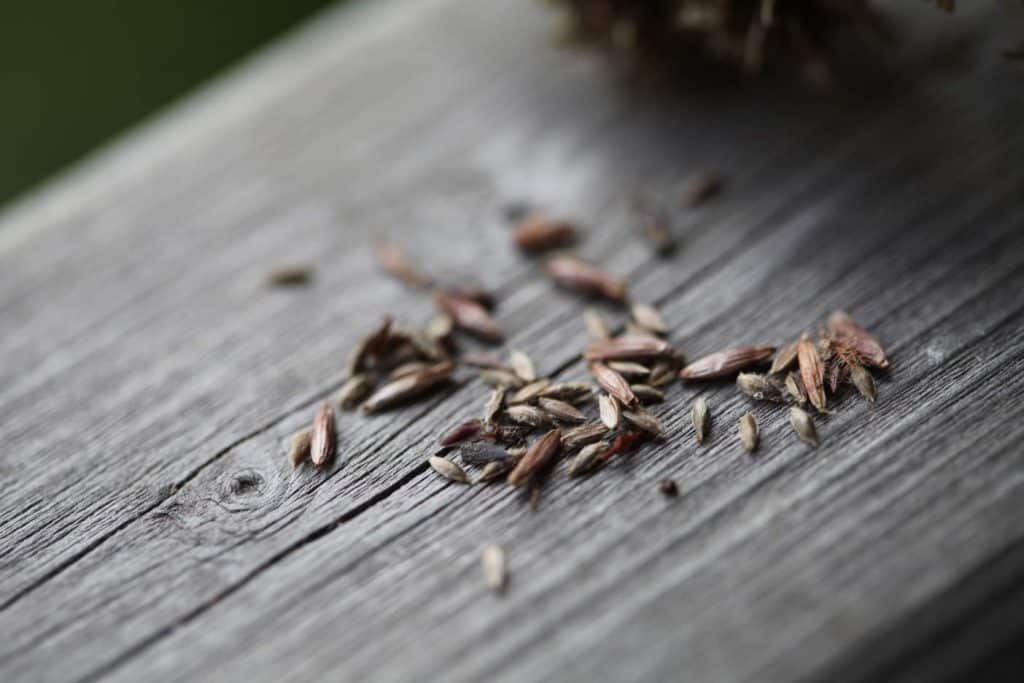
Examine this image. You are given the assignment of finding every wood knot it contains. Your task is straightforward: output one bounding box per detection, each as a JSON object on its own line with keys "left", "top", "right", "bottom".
{"left": 228, "top": 470, "right": 264, "bottom": 497}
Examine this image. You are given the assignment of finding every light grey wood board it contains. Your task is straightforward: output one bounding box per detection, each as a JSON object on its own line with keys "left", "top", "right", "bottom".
{"left": 1, "top": 0, "right": 1023, "bottom": 681}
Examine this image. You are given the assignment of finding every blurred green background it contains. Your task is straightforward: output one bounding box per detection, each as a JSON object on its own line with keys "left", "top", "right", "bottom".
{"left": 0, "top": 0, "right": 336, "bottom": 209}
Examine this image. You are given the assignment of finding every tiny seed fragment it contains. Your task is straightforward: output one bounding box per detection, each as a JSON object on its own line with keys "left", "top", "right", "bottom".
{"left": 538, "top": 397, "right": 587, "bottom": 424}
{"left": 680, "top": 345, "right": 775, "bottom": 380}
{"left": 545, "top": 255, "right": 628, "bottom": 302}
{"left": 481, "top": 544, "right": 507, "bottom": 593}
{"left": 736, "top": 372, "right": 785, "bottom": 402}
{"left": 658, "top": 479, "right": 679, "bottom": 497}
{"left": 691, "top": 397, "right": 710, "bottom": 444}
{"left": 583, "top": 308, "right": 612, "bottom": 340}
{"left": 850, "top": 363, "right": 877, "bottom": 403}
{"left": 429, "top": 456, "right": 469, "bottom": 483}
{"left": 288, "top": 428, "right": 312, "bottom": 468}
{"left": 311, "top": 404, "right": 337, "bottom": 468}
{"left": 631, "top": 303, "right": 669, "bottom": 335}
{"left": 598, "top": 394, "right": 620, "bottom": 429}
{"left": 739, "top": 412, "right": 759, "bottom": 453}
{"left": 425, "top": 314, "right": 454, "bottom": 342}
{"left": 509, "top": 350, "right": 537, "bottom": 382}
{"left": 789, "top": 407, "right": 819, "bottom": 447}
{"left": 567, "top": 441, "right": 610, "bottom": 477}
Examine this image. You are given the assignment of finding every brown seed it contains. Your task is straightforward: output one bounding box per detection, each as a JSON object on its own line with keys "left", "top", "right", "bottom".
{"left": 622, "top": 409, "right": 664, "bottom": 436}
{"left": 440, "top": 419, "right": 483, "bottom": 447}
{"left": 510, "top": 379, "right": 553, "bottom": 405}
{"left": 481, "top": 544, "right": 507, "bottom": 593}
{"left": 545, "top": 255, "right": 627, "bottom": 302}
{"left": 681, "top": 170, "right": 723, "bottom": 207}
{"left": 567, "top": 441, "right": 610, "bottom": 477}
{"left": 770, "top": 341, "right": 800, "bottom": 374}
{"left": 680, "top": 346, "right": 775, "bottom": 380}
{"left": 337, "top": 374, "right": 373, "bottom": 410}
{"left": 638, "top": 205, "right": 676, "bottom": 255}
{"left": 509, "top": 350, "right": 537, "bottom": 382}
{"left": 513, "top": 214, "right": 577, "bottom": 252}
{"left": 445, "top": 283, "right": 496, "bottom": 311}
{"left": 508, "top": 429, "right": 562, "bottom": 487}
{"left": 739, "top": 412, "right": 759, "bottom": 453}
{"left": 589, "top": 362, "right": 638, "bottom": 408}
{"left": 648, "top": 361, "right": 679, "bottom": 387}
{"left": 658, "top": 479, "right": 679, "bottom": 497}
{"left": 429, "top": 456, "right": 470, "bottom": 483}
{"left": 538, "top": 398, "right": 587, "bottom": 424}
{"left": 362, "top": 361, "right": 454, "bottom": 413}
{"left": 785, "top": 371, "right": 807, "bottom": 405}
{"left": 691, "top": 397, "right": 710, "bottom": 444}
{"left": 539, "top": 382, "right": 593, "bottom": 402}
{"left": 266, "top": 264, "right": 313, "bottom": 287}
{"left": 598, "top": 394, "right": 620, "bottom": 429}
{"left": 373, "top": 240, "right": 433, "bottom": 289}
{"left": 827, "top": 311, "right": 890, "bottom": 369}
{"left": 288, "top": 428, "right": 312, "bottom": 468}
{"left": 346, "top": 316, "right": 394, "bottom": 377}
{"left": 584, "top": 336, "right": 674, "bottom": 362}
{"left": 483, "top": 388, "right": 506, "bottom": 424}
{"left": 850, "top": 363, "right": 877, "bottom": 403}
{"left": 607, "top": 361, "right": 651, "bottom": 378}
{"left": 562, "top": 423, "right": 609, "bottom": 448}
{"left": 631, "top": 303, "right": 669, "bottom": 335}
{"left": 311, "top": 404, "right": 337, "bottom": 468}
{"left": 434, "top": 291, "right": 503, "bottom": 343}
{"left": 790, "top": 406, "right": 819, "bottom": 447}
{"left": 797, "top": 335, "right": 827, "bottom": 413}
{"left": 736, "top": 372, "right": 785, "bottom": 402}
{"left": 478, "top": 459, "right": 516, "bottom": 483}
{"left": 389, "top": 361, "right": 430, "bottom": 381}
{"left": 506, "top": 405, "right": 553, "bottom": 428}
{"left": 479, "top": 369, "right": 525, "bottom": 389}
{"left": 582, "top": 308, "right": 612, "bottom": 341}
{"left": 631, "top": 384, "right": 664, "bottom": 404}
{"left": 826, "top": 358, "right": 848, "bottom": 394}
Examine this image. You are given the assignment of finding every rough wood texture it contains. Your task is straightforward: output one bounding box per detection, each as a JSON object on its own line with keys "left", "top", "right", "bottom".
{"left": 2, "top": 0, "right": 1023, "bottom": 681}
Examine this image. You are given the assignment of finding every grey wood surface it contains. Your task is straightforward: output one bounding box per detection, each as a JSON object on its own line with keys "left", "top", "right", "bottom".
{"left": 1, "top": 0, "right": 1023, "bottom": 681}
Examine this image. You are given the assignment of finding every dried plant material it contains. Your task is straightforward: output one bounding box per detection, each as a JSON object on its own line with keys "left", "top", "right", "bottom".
{"left": 827, "top": 311, "right": 890, "bottom": 369}
{"left": 266, "top": 265, "right": 313, "bottom": 287}
{"left": 607, "top": 361, "right": 651, "bottom": 378}
{"left": 440, "top": 419, "right": 483, "bottom": 447}
{"left": 540, "top": 382, "right": 593, "bottom": 402}
{"left": 589, "top": 362, "right": 639, "bottom": 407}
{"left": 398, "top": 328, "right": 449, "bottom": 363}
{"left": 513, "top": 214, "right": 578, "bottom": 252}
{"left": 510, "top": 379, "right": 553, "bottom": 405}
{"left": 631, "top": 303, "right": 669, "bottom": 335}
{"left": 479, "top": 459, "right": 516, "bottom": 482}
{"left": 434, "top": 290, "right": 503, "bottom": 342}
{"left": 601, "top": 430, "right": 645, "bottom": 462}
{"left": 460, "top": 441, "right": 515, "bottom": 467}
{"left": 429, "top": 456, "right": 469, "bottom": 483}
{"left": 659, "top": 479, "right": 679, "bottom": 497}
{"left": 480, "top": 369, "right": 526, "bottom": 389}
{"left": 789, "top": 406, "right": 819, "bottom": 447}
{"left": 770, "top": 341, "right": 800, "bottom": 374}
{"left": 637, "top": 204, "right": 676, "bottom": 255}
{"left": 483, "top": 388, "right": 506, "bottom": 424}
{"left": 850, "top": 363, "right": 877, "bottom": 403}
{"left": 538, "top": 397, "right": 588, "bottom": 424}
{"left": 736, "top": 372, "right": 785, "bottom": 402}
{"left": 508, "top": 429, "right": 562, "bottom": 487}
{"left": 390, "top": 361, "right": 430, "bottom": 381}
{"left": 598, "top": 394, "right": 620, "bottom": 429}
{"left": 362, "top": 361, "right": 454, "bottom": 413}
{"left": 374, "top": 240, "right": 433, "bottom": 289}
{"left": 568, "top": 441, "right": 610, "bottom": 477}
{"left": 445, "top": 283, "right": 496, "bottom": 311}
{"left": 622, "top": 409, "right": 664, "bottom": 436}
{"left": 311, "top": 404, "right": 337, "bottom": 468}
{"left": 347, "top": 316, "right": 394, "bottom": 377}
{"left": 288, "top": 428, "right": 312, "bottom": 468}
{"left": 507, "top": 405, "right": 553, "bottom": 428}
{"left": 785, "top": 372, "right": 807, "bottom": 405}
{"left": 648, "top": 361, "right": 678, "bottom": 387}
{"left": 624, "top": 322, "right": 661, "bottom": 340}
{"left": 425, "top": 314, "right": 454, "bottom": 342}
{"left": 739, "top": 412, "right": 759, "bottom": 453}
{"left": 509, "top": 350, "right": 537, "bottom": 382}
{"left": 680, "top": 346, "right": 775, "bottom": 380}
{"left": 481, "top": 544, "right": 507, "bottom": 593}
{"left": 338, "top": 374, "right": 373, "bottom": 410}
{"left": 545, "top": 255, "right": 628, "bottom": 302}
{"left": 631, "top": 384, "right": 664, "bottom": 404}
{"left": 797, "top": 334, "right": 827, "bottom": 413}
{"left": 692, "top": 397, "right": 710, "bottom": 444}
{"left": 583, "top": 308, "right": 612, "bottom": 340}
{"left": 682, "top": 171, "right": 723, "bottom": 207}
{"left": 562, "top": 423, "right": 609, "bottom": 449}
{"left": 584, "top": 336, "right": 674, "bottom": 362}
{"left": 462, "top": 352, "right": 511, "bottom": 371}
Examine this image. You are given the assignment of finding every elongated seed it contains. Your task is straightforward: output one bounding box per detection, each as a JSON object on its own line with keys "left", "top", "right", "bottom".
{"left": 631, "top": 303, "right": 669, "bottom": 335}
{"left": 568, "top": 441, "right": 610, "bottom": 477}
{"left": 770, "top": 341, "right": 799, "bottom": 374}
{"left": 692, "top": 397, "right": 710, "bottom": 444}
{"left": 539, "top": 382, "right": 592, "bottom": 402}
{"left": 510, "top": 379, "right": 552, "bottom": 404}
{"left": 785, "top": 371, "right": 807, "bottom": 405}
{"left": 598, "top": 394, "right": 620, "bottom": 429}
{"left": 607, "top": 361, "right": 651, "bottom": 378}
{"left": 790, "top": 407, "right": 819, "bottom": 447}
{"left": 425, "top": 314, "right": 454, "bottom": 342}
{"left": 338, "top": 374, "right": 373, "bottom": 410}
{"left": 506, "top": 405, "right": 553, "bottom": 428}
{"left": 680, "top": 346, "right": 775, "bottom": 380}
{"left": 440, "top": 419, "right": 482, "bottom": 447}
{"left": 827, "top": 311, "right": 890, "bottom": 369}
{"left": 509, "top": 350, "right": 536, "bottom": 382}
{"left": 583, "top": 308, "right": 612, "bottom": 341}
{"left": 739, "top": 412, "right": 759, "bottom": 452}
{"left": 346, "top": 316, "right": 393, "bottom": 377}
{"left": 584, "top": 336, "right": 674, "bottom": 362}
{"left": 267, "top": 265, "right": 313, "bottom": 287}
{"left": 478, "top": 459, "right": 516, "bottom": 482}
{"left": 481, "top": 544, "right": 508, "bottom": 592}
{"left": 538, "top": 397, "right": 587, "bottom": 424}
{"left": 311, "top": 404, "right": 337, "bottom": 468}
{"left": 562, "top": 423, "right": 609, "bottom": 448}
{"left": 648, "top": 361, "right": 678, "bottom": 387}
{"left": 736, "top": 372, "right": 785, "bottom": 402}
{"left": 288, "top": 428, "right": 312, "bottom": 468}
{"left": 508, "top": 430, "right": 562, "bottom": 487}
{"left": 429, "top": 456, "right": 469, "bottom": 483}
{"left": 390, "top": 361, "right": 430, "bottom": 380}
{"left": 483, "top": 388, "right": 505, "bottom": 424}
{"left": 545, "top": 255, "right": 627, "bottom": 302}
{"left": 479, "top": 369, "right": 525, "bottom": 389}
{"left": 589, "top": 362, "right": 638, "bottom": 407}
{"left": 373, "top": 240, "right": 433, "bottom": 289}
{"left": 850, "top": 363, "right": 877, "bottom": 403}
{"left": 434, "top": 290, "right": 503, "bottom": 342}
{"left": 362, "top": 362, "right": 453, "bottom": 413}
{"left": 460, "top": 441, "right": 514, "bottom": 466}
{"left": 622, "top": 409, "right": 664, "bottom": 436}
{"left": 513, "top": 215, "right": 577, "bottom": 252}
{"left": 462, "top": 352, "right": 511, "bottom": 371}
{"left": 631, "top": 384, "right": 664, "bottom": 404}
{"left": 797, "top": 334, "right": 827, "bottom": 413}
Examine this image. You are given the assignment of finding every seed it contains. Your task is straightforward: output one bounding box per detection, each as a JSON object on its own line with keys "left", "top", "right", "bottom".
{"left": 601, "top": 430, "right": 645, "bottom": 462}
{"left": 568, "top": 441, "right": 610, "bottom": 477}
{"left": 429, "top": 456, "right": 470, "bottom": 483}
{"left": 506, "top": 405, "right": 553, "bottom": 428}
{"left": 445, "top": 283, "right": 496, "bottom": 311}
{"left": 311, "top": 404, "right": 337, "bottom": 468}
{"left": 483, "top": 388, "right": 506, "bottom": 424}
{"left": 508, "top": 430, "right": 562, "bottom": 487}
{"left": 462, "top": 352, "right": 512, "bottom": 371}
{"left": 638, "top": 206, "right": 676, "bottom": 255}
{"left": 598, "top": 394, "right": 620, "bottom": 429}
{"left": 266, "top": 264, "right": 313, "bottom": 287}
{"left": 789, "top": 406, "right": 819, "bottom": 447}
{"left": 481, "top": 544, "right": 508, "bottom": 593}
{"left": 389, "top": 361, "right": 430, "bottom": 381}
{"left": 479, "top": 369, "right": 525, "bottom": 389}
{"left": 785, "top": 371, "right": 807, "bottom": 405}
{"left": 425, "top": 314, "right": 454, "bottom": 342}
{"left": 631, "top": 384, "right": 664, "bottom": 404}
{"left": 583, "top": 308, "right": 612, "bottom": 340}
{"left": 337, "top": 374, "right": 373, "bottom": 410}
{"left": 680, "top": 346, "right": 775, "bottom": 380}
{"left": 434, "top": 291, "right": 503, "bottom": 342}
{"left": 362, "top": 361, "right": 454, "bottom": 413}
{"left": 478, "top": 459, "right": 516, "bottom": 483}
{"left": 797, "top": 334, "right": 827, "bottom": 413}
{"left": 827, "top": 311, "right": 890, "bottom": 369}
{"left": 545, "top": 255, "right": 628, "bottom": 302}
{"left": 826, "top": 358, "right": 848, "bottom": 394}
{"left": 460, "top": 441, "right": 514, "bottom": 466}
{"left": 510, "top": 379, "right": 553, "bottom": 405}
{"left": 584, "top": 336, "right": 674, "bottom": 362}
{"left": 631, "top": 303, "right": 669, "bottom": 335}
{"left": 373, "top": 240, "right": 433, "bottom": 289}
{"left": 681, "top": 170, "right": 723, "bottom": 207}
{"left": 648, "top": 361, "right": 678, "bottom": 387}
{"left": 509, "top": 350, "right": 537, "bottom": 382}
{"left": 562, "top": 423, "right": 609, "bottom": 448}
{"left": 346, "top": 316, "right": 393, "bottom": 377}
{"left": 288, "top": 428, "right": 312, "bottom": 468}
{"left": 589, "top": 362, "right": 638, "bottom": 407}
{"left": 538, "top": 397, "right": 587, "bottom": 424}
{"left": 739, "top": 412, "right": 759, "bottom": 453}
{"left": 440, "top": 419, "right": 483, "bottom": 447}
{"left": 539, "top": 382, "right": 593, "bottom": 402}
{"left": 736, "top": 372, "right": 785, "bottom": 402}
{"left": 658, "top": 479, "right": 679, "bottom": 497}
{"left": 513, "top": 214, "right": 577, "bottom": 252}
{"left": 607, "top": 361, "right": 651, "bottom": 378}
{"left": 622, "top": 409, "right": 664, "bottom": 436}
{"left": 624, "top": 322, "right": 661, "bottom": 340}
{"left": 770, "top": 341, "right": 800, "bottom": 374}
{"left": 850, "top": 363, "right": 877, "bottom": 403}
{"left": 691, "top": 397, "right": 710, "bottom": 444}
{"left": 398, "top": 328, "right": 448, "bottom": 363}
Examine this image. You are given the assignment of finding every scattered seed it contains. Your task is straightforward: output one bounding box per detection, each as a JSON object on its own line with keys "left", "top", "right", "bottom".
{"left": 648, "top": 361, "right": 678, "bottom": 387}
{"left": 513, "top": 214, "right": 578, "bottom": 252}
{"left": 338, "top": 374, "right": 373, "bottom": 410}
{"left": 681, "top": 170, "right": 723, "bottom": 207}
{"left": 631, "top": 384, "right": 664, "bottom": 404}
{"left": 445, "top": 283, "right": 496, "bottom": 311}
{"left": 659, "top": 479, "right": 679, "bottom": 497}
{"left": 562, "top": 423, "right": 609, "bottom": 448}
{"left": 374, "top": 240, "right": 433, "bottom": 289}
{"left": 483, "top": 388, "right": 506, "bottom": 424}
{"left": 362, "top": 361, "right": 454, "bottom": 413}
{"left": 850, "top": 363, "right": 877, "bottom": 403}
{"left": 538, "top": 397, "right": 587, "bottom": 424}
{"left": 288, "top": 428, "right": 312, "bottom": 468}
{"left": 390, "top": 361, "right": 430, "bottom": 381}
{"left": 631, "top": 303, "right": 669, "bottom": 335}
{"left": 460, "top": 441, "right": 514, "bottom": 466}
{"left": 692, "top": 397, "right": 710, "bottom": 444}
{"left": 739, "top": 412, "right": 759, "bottom": 453}
{"left": 479, "top": 368, "right": 526, "bottom": 389}
{"left": 736, "top": 372, "right": 785, "bottom": 402}
{"left": 429, "top": 456, "right": 470, "bottom": 483}
{"left": 789, "top": 406, "right": 819, "bottom": 447}
{"left": 598, "top": 394, "right": 620, "bottom": 429}
{"left": 509, "top": 350, "right": 537, "bottom": 382}
{"left": 583, "top": 308, "right": 612, "bottom": 340}
{"left": 601, "top": 430, "right": 645, "bottom": 462}
{"left": 785, "top": 371, "right": 807, "bottom": 405}
{"left": 440, "top": 419, "right": 483, "bottom": 447}
{"left": 481, "top": 544, "right": 507, "bottom": 592}
{"left": 479, "top": 459, "right": 516, "bottom": 482}
{"left": 624, "top": 322, "right": 661, "bottom": 339}
{"left": 425, "top": 314, "right": 454, "bottom": 342}
{"left": 589, "top": 362, "right": 639, "bottom": 407}
{"left": 545, "top": 255, "right": 628, "bottom": 302}
{"left": 770, "top": 341, "right": 800, "bottom": 374}
{"left": 462, "top": 352, "right": 511, "bottom": 371}
{"left": 267, "top": 265, "right": 313, "bottom": 287}
{"left": 827, "top": 311, "right": 890, "bottom": 369}
{"left": 346, "top": 316, "right": 393, "bottom": 377}
{"left": 797, "top": 334, "right": 827, "bottom": 413}
{"left": 508, "top": 429, "right": 563, "bottom": 487}
{"left": 607, "top": 361, "right": 651, "bottom": 378}
{"left": 584, "top": 336, "right": 674, "bottom": 362}
{"left": 539, "top": 382, "right": 593, "bottom": 402}
{"left": 506, "top": 405, "right": 553, "bottom": 428}
{"left": 567, "top": 441, "right": 610, "bottom": 477}
{"left": 680, "top": 345, "right": 775, "bottom": 380}
{"left": 311, "top": 404, "right": 337, "bottom": 468}
{"left": 638, "top": 206, "right": 676, "bottom": 255}
{"left": 622, "top": 409, "right": 664, "bottom": 436}
{"left": 510, "top": 379, "right": 553, "bottom": 404}
{"left": 434, "top": 290, "right": 503, "bottom": 342}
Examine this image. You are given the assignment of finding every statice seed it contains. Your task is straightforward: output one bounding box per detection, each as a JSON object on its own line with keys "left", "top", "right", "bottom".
{"left": 362, "top": 361, "right": 454, "bottom": 413}
{"left": 508, "top": 429, "right": 562, "bottom": 487}
{"left": 770, "top": 341, "right": 800, "bottom": 374}
{"left": 513, "top": 215, "right": 577, "bottom": 252}
{"left": 288, "top": 428, "right": 312, "bottom": 468}
{"left": 390, "top": 361, "right": 430, "bottom": 381}
{"left": 462, "top": 352, "right": 512, "bottom": 371}
{"left": 562, "top": 423, "right": 609, "bottom": 448}
{"left": 545, "top": 255, "right": 628, "bottom": 302}
{"left": 797, "top": 334, "right": 827, "bottom": 413}
{"left": 509, "top": 350, "right": 537, "bottom": 382}
{"left": 483, "top": 388, "right": 505, "bottom": 424}
{"left": 631, "top": 303, "right": 669, "bottom": 335}
{"left": 425, "top": 314, "right": 454, "bottom": 342}
{"left": 440, "top": 419, "right": 483, "bottom": 447}
{"left": 739, "top": 413, "right": 759, "bottom": 453}
{"left": 622, "top": 409, "right": 664, "bottom": 436}
{"left": 479, "top": 459, "right": 515, "bottom": 482}
{"left": 507, "top": 405, "right": 553, "bottom": 428}
{"left": 479, "top": 368, "right": 525, "bottom": 389}
{"left": 510, "top": 379, "right": 553, "bottom": 404}
{"left": 648, "top": 361, "right": 678, "bottom": 387}
{"left": 692, "top": 397, "right": 710, "bottom": 444}
{"left": 583, "top": 308, "right": 612, "bottom": 340}
{"left": 434, "top": 291, "right": 503, "bottom": 342}
{"left": 785, "top": 372, "right": 807, "bottom": 405}
{"left": 850, "top": 363, "right": 877, "bottom": 403}
{"left": 680, "top": 345, "right": 775, "bottom": 380}
{"left": 827, "top": 311, "right": 890, "bottom": 369}
{"left": 607, "top": 361, "right": 651, "bottom": 378}
{"left": 311, "top": 404, "right": 337, "bottom": 468}
{"left": 337, "top": 374, "right": 373, "bottom": 410}
{"left": 481, "top": 544, "right": 508, "bottom": 593}
{"left": 429, "top": 456, "right": 470, "bottom": 483}
{"left": 539, "top": 382, "right": 593, "bottom": 402}
{"left": 568, "top": 441, "right": 609, "bottom": 477}
{"left": 789, "top": 407, "right": 819, "bottom": 447}
{"left": 631, "top": 384, "right": 664, "bottom": 404}
{"left": 538, "top": 397, "right": 587, "bottom": 424}
{"left": 598, "top": 394, "right": 620, "bottom": 429}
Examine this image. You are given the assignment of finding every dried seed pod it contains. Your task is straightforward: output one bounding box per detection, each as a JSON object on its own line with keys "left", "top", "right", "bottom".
{"left": 288, "top": 428, "right": 312, "bottom": 468}
{"left": 483, "top": 388, "right": 506, "bottom": 424}
{"left": 598, "top": 394, "right": 620, "bottom": 429}
{"left": 680, "top": 346, "right": 775, "bottom": 380}
{"left": 481, "top": 544, "right": 507, "bottom": 593}
{"left": 589, "top": 362, "right": 639, "bottom": 408}
{"left": 827, "top": 311, "right": 890, "bottom": 369}
{"left": 648, "top": 361, "right": 678, "bottom": 387}
{"left": 659, "top": 479, "right": 679, "bottom": 497}
{"left": 850, "top": 363, "right": 877, "bottom": 403}
{"left": 583, "top": 308, "right": 612, "bottom": 340}
{"left": 513, "top": 214, "right": 577, "bottom": 252}
{"left": 425, "top": 314, "right": 454, "bottom": 342}
{"left": 434, "top": 290, "right": 503, "bottom": 342}
{"left": 789, "top": 407, "right": 819, "bottom": 447}
{"left": 538, "top": 397, "right": 588, "bottom": 424}
{"left": 785, "top": 371, "right": 807, "bottom": 405}
{"left": 545, "top": 255, "right": 627, "bottom": 302}
{"left": 460, "top": 441, "right": 514, "bottom": 466}
{"left": 429, "top": 456, "right": 470, "bottom": 483}
{"left": 691, "top": 397, "right": 710, "bottom": 444}
{"left": 440, "top": 419, "right": 483, "bottom": 447}
{"left": 568, "top": 441, "right": 610, "bottom": 477}
{"left": 337, "top": 374, "right": 373, "bottom": 410}
{"left": 562, "top": 423, "right": 609, "bottom": 448}
{"left": 509, "top": 350, "right": 537, "bottom": 382}
{"left": 631, "top": 384, "right": 664, "bottom": 404}
{"left": 739, "top": 412, "right": 759, "bottom": 453}
{"left": 797, "top": 335, "right": 827, "bottom": 413}
{"left": 508, "top": 429, "right": 562, "bottom": 487}
{"left": 539, "top": 382, "right": 593, "bottom": 402}
{"left": 506, "top": 405, "right": 553, "bottom": 428}
{"left": 622, "top": 409, "right": 664, "bottom": 436}
{"left": 826, "top": 358, "right": 848, "bottom": 394}
{"left": 374, "top": 240, "right": 433, "bottom": 289}
{"left": 631, "top": 303, "right": 669, "bottom": 335}
{"left": 311, "top": 404, "right": 337, "bottom": 468}
{"left": 682, "top": 171, "right": 723, "bottom": 207}
{"left": 736, "top": 372, "right": 785, "bottom": 402}
{"left": 770, "top": 341, "right": 800, "bottom": 374}
{"left": 478, "top": 459, "right": 515, "bottom": 483}
{"left": 479, "top": 369, "right": 525, "bottom": 389}
{"left": 607, "top": 361, "right": 651, "bottom": 378}
{"left": 362, "top": 361, "right": 454, "bottom": 413}
{"left": 584, "top": 336, "right": 674, "bottom": 362}
{"left": 510, "top": 379, "right": 553, "bottom": 405}
{"left": 266, "top": 265, "right": 313, "bottom": 287}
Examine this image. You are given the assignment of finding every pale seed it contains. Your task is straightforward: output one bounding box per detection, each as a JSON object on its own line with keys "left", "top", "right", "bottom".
{"left": 510, "top": 379, "right": 553, "bottom": 405}
{"left": 288, "top": 428, "right": 312, "bottom": 468}
{"left": 631, "top": 303, "right": 669, "bottom": 335}
{"left": 429, "top": 456, "right": 470, "bottom": 483}
{"left": 583, "top": 308, "right": 612, "bottom": 341}
{"left": 622, "top": 409, "right": 664, "bottom": 436}
{"left": 567, "top": 441, "right": 610, "bottom": 477}
{"left": 337, "top": 374, "right": 373, "bottom": 410}
{"left": 538, "top": 397, "right": 587, "bottom": 424}
{"left": 692, "top": 397, "right": 710, "bottom": 444}
{"left": 509, "top": 350, "right": 537, "bottom": 382}
{"left": 739, "top": 412, "right": 759, "bottom": 453}
{"left": 789, "top": 407, "right": 819, "bottom": 447}
{"left": 483, "top": 388, "right": 505, "bottom": 424}
{"left": 598, "top": 394, "right": 620, "bottom": 429}
{"left": 506, "top": 405, "right": 553, "bottom": 428}
{"left": 311, "top": 404, "right": 337, "bottom": 468}
{"left": 607, "top": 361, "right": 651, "bottom": 378}
{"left": 481, "top": 544, "right": 508, "bottom": 593}
{"left": 850, "top": 363, "right": 877, "bottom": 403}
{"left": 631, "top": 384, "right": 664, "bottom": 404}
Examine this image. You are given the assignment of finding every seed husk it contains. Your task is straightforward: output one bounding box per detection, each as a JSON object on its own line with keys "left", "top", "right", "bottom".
{"left": 631, "top": 384, "right": 664, "bottom": 404}
{"left": 460, "top": 441, "right": 514, "bottom": 466}
{"left": 266, "top": 264, "right": 313, "bottom": 287}
{"left": 850, "top": 363, "right": 877, "bottom": 403}
{"left": 739, "top": 412, "right": 759, "bottom": 453}
{"left": 598, "top": 394, "right": 620, "bottom": 429}
{"left": 631, "top": 303, "right": 669, "bottom": 335}
{"left": 509, "top": 350, "right": 537, "bottom": 382}
{"left": 681, "top": 170, "right": 723, "bottom": 207}
{"left": 770, "top": 341, "right": 800, "bottom": 374}
{"left": 584, "top": 336, "right": 674, "bottom": 362}
{"left": 827, "top": 311, "right": 890, "bottom": 369}
{"left": 659, "top": 479, "right": 679, "bottom": 497}
{"left": 736, "top": 372, "right": 785, "bottom": 402}
{"left": 785, "top": 371, "right": 807, "bottom": 405}
{"left": 337, "top": 374, "right": 373, "bottom": 410}
{"left": 288, "top": 428, "right": 312, "bottom": 468}
{"left": 589, "top": 362, "right": 639, "bottom": 407}
{"left": 679, "top": 345, "right": 775, "bottom": 380}
{"left": 373, "top": 240, "right": 433, "bottom": 289}
{"left": 510, "top": 379, "right": 553, "bottom": 405}
{"left": 562, "top": 423, "right": 609, "bottom": 448}
{"left": 789, "top": 406, "right": 819, "bottom": 447}
{"left": 648, "top": 361, "right": 678, "bottom": 387}
{"left": 479, "top": 368, "right": 525, "bottom": 389}
{"left": 691, "top": 397, "right": 710, "bottom": 444}
{"left": 483, "top": 388, "right": 506, "bottom": 424}
{"left": 508, "top": 429, "right": 563, "bottom": 487}
{"left": 440, "top": 419, "right": 483, "bottom": 447}
{"left": 582, "top": 308, "right": 612, "bottom": 340}
{"left": 513, "top": 214, "right": 578, "bottom": 252}
{"left": 607, "top": 361, "right": 651, "bottom": 378}
{"left": 506, "top": 405, "right": 553, "bottom": 428}
{"left": 567, "top": 441, "right": 610, "bottom": 477}
{"left": 311, "top": 404, "right": 337, "bottom": 468}
{"left": 362, "top": 361, "right": 454, "bottom": 413}
{"left": 545, "top": 255, "right": 628, "bottom": 302}
{"left": 429, "top": 456, "right": 469, "bottom": 483}
{"left": 797, "top": 334, "right": 827, "bottom": 413}
{"left": 481, "top": 544, "right": 508, "bottom": 593}
{"left": 538, "top": 397, "right": 587, "bottom": 424}
{"left": 434, "top": 290, "right": 503, "bottom": 343}
{"left": 478, "top": 459, "right": 516, "bottom": 483}
{"left": 622, "top": 409, "right": 664, "bottom": 436}
{"left": 539, "top": 382, "right": 593, "bottom": 402}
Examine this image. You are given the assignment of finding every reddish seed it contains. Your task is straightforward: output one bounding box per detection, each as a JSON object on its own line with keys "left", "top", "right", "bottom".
{"left": 513, "top": 214, "right": 577, "bottom": 252}
{"left": 434, "top": 290, "right": 503, "bottom": 342}
{"left": 440, "top": 419, "right": 483, "bottom": 447}
{"left": 679, "top": 345, "right": 775, "bottom": 380}
{"left": 544, "top": 255, "right": 627, "bottom": 302}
